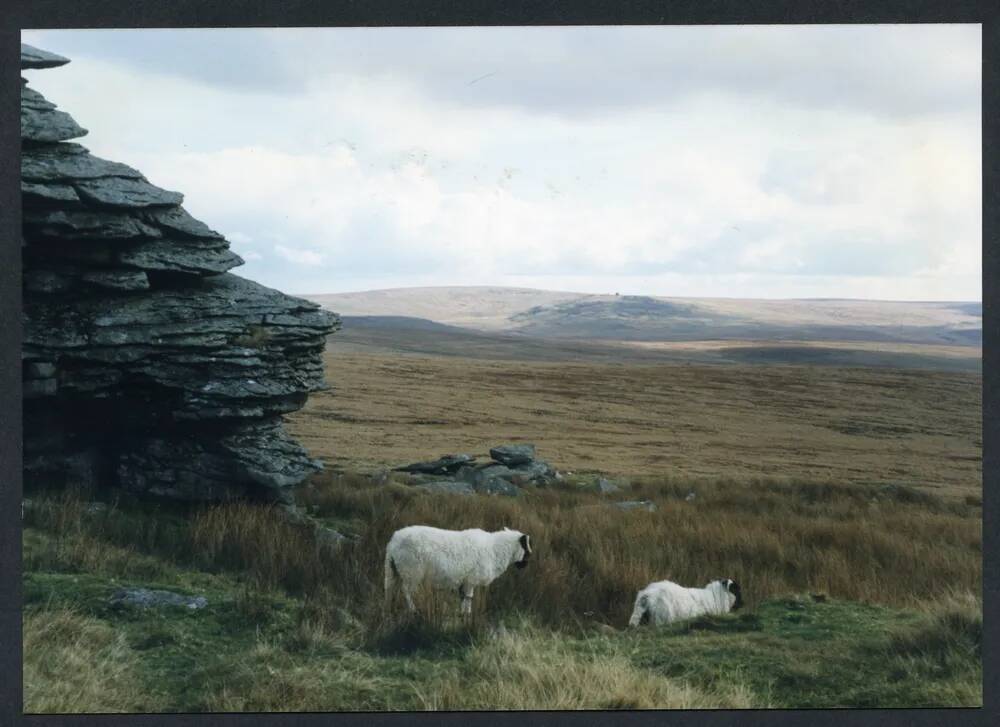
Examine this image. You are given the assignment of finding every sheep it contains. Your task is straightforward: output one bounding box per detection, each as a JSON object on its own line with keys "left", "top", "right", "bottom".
{"left": 628, "top": 577, "right": 743, "bottom": 627}
{"left": 384, "top": 525, "right": 532, "bottom": 615}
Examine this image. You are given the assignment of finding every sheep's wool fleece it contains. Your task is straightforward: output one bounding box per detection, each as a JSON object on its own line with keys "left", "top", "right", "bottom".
{"left": 632, "top": 580, "right": 735, "bottom": 625}
{"left": 387, "top": 526, "right": 524, "bottom": 589}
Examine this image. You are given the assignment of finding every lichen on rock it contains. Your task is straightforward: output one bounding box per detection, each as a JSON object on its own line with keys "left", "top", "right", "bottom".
{"left": 21, "top": 44, "right": 340, "bottom": 502}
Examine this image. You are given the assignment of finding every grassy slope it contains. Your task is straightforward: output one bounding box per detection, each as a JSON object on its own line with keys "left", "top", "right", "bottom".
{"left": 22, "top": 475, "right": 982, "bottom": 712}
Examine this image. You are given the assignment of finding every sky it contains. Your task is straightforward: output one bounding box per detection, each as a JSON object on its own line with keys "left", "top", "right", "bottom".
{"left": 21, "top": 26, "right": 981, "bottom": 300}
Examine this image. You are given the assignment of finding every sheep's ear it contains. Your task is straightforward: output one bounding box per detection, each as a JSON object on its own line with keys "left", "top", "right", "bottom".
{"left": 503, "top": 526, "right": 511, "bottom": 532}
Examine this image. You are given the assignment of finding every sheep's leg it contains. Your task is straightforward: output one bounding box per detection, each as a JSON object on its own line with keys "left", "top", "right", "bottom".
{"left": 628, "top": 595, "right": 647, "bottom": 627}
{"left": 459, "top": 584, "right": 474, "bottom": 616}
{"left": 384, "top": 559, "right": 398, "bottom": 610}
{"left": 401, "top": 581, "right": 417, "bottom": 613}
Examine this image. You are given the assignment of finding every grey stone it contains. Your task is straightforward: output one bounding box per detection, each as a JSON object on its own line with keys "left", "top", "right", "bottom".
{"left": 22, "top": 104, "right": 88, "bottom": 143}
{"left": 21, "top": 86, "right": 57, "bottom": 111}
{"left": 395, "top": 453, "right": 475, "bottom": 475}
{"left": 74, "top": 176, "right": 184, "bottom": 209}
{"left": 21, "top": 44, "right": 70, "bottom": 69}
{"left": 416, "top": 480, "right": 475, "bottom": 495}
{"left": 685, "top": 491, "right": 697, "bottom": 502}
{"left": 21, "top": 51, "right": 338, "bottom": 503}
{"left": 614, "top": 500, "right": 657, "bottom": 513}
{"left": 371, "top": 467, "right": 391, "bottom": 485}
{"left": 109, "top": 588, "right": 208, "bottom": 610}
{"left": 510, "top": 460, "right": 556, "bottom": 485}
{"left": 22, "top": 181, "right": 80, "bottom": 204}
{"left": 473, "top": 477, "right": 522, "bottom": 497}
{"left": 23, "top": 378, "right": 58, "bottom": 398}
{"left": 467, "top": 463, "right": 518, "bottom": 483}
{"left": 489, "top": 443, "right": 536, "bottom": 466}
{"left": 115, "top": 419, "right": 321, "bottom": 502}
{"left": 24, "top": 208, "right": 164, "bottom": 240}
{"left": 81, "top": 270, "right": 151, "bottom": 291}
{"left": 459, "top": 459, "right": 554, "bottom": 487}
{"left": 24, "top": 270, "right": 73, "bottom": 294}
{"left": 22, "top": 144, "right": 144, "bottom": 182}
{"left": 596, "top": 477, "right": 620, "bottom": 494}
{"left": 24, "top": 362, "right": 56, "bottom": 379}
{"left": 116, "top": 240, "right": 243, "bottom": 275}
{"left": 143, "top": 206, "right": 224, "bottom": 240}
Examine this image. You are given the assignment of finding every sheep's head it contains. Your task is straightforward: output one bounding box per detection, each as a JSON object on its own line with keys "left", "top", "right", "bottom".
{"left": 723, "top": 578, "right": 744, "bottom": 610}
{"left": 505, "top": 529, "right": 531, "bottom": 569}
{"left": 501, "top": 527, "right": 532, "bottom": 568}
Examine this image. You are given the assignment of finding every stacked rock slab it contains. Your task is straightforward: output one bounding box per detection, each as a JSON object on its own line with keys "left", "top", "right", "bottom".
{"left": 21, "top": 45, "right": 340, "bottom": 502}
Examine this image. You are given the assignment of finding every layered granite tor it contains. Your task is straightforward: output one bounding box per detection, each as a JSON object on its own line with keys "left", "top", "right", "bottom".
{"left": 21, "top": 44, "right": 341, "bottom": 502}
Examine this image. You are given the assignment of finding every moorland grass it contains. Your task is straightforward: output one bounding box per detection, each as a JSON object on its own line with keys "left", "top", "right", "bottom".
{"left": 22, "top": 472, "right": 982, "bottom": 711}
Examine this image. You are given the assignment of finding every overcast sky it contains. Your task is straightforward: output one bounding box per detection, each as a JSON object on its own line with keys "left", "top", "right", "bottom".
{"left": 22, "top": 26, "right": 981, "bottom": 300}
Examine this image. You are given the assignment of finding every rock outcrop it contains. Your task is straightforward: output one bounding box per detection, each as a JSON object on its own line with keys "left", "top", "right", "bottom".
{"left": 21, "top": 44, "right": 340, "bottom": 502}
{"left": 396, "top": 443, "right": 557, "bottom": 497}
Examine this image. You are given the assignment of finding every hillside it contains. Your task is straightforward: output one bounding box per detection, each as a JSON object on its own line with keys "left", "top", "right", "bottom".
{"left": 305, "top": 287, "right": 982, "bottom": 347}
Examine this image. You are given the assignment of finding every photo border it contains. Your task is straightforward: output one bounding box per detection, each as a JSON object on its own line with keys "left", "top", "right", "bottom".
{"left": 2, "top": 2, "right": 995, "bottom": 726}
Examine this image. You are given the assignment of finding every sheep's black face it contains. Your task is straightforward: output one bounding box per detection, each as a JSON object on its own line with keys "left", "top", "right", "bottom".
{"left": 515, "top": 533, "right": 531, "bottom": 569}
{"left": 727, "top": 579, "right": 744, "bottom": 610}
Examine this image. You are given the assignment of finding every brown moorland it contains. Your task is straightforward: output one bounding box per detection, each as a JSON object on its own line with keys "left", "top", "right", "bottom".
{"left": 287, "top": 348, "right": 981, "bottom": 498}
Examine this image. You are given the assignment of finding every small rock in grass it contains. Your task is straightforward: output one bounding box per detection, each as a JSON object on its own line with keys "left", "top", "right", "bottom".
{"left": 613, "top": 500, "right": 657, "bottom": 513}
{"left": 596, "top": 477, "right": 620, "bottom": 494}
{"left": 109, "top": 587, "right": 207, "bottom": 610}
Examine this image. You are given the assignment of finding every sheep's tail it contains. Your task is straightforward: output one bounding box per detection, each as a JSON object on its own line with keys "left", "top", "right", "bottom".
{"left": 628, "top": 593, "right": 647, "bottom": 627}
{"left": 384, "top": 551, "right": 400, "bottom": 608}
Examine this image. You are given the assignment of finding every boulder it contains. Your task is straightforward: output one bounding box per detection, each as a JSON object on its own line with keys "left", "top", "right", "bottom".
{"left": 512, "top": 460, "right": 556, "bottom": 485}
{"left": 473, "top": 477, "right": 522, "bottom": 497}
{"left": 489, "top": 443, "right": 536, "bottom": 466}
{"left": 109, "top": 588, "right": 208, "bottom": 610}
{"left": 459, "top": 459, "right": 555, "bottom": 487}
{"left": 596, "top": 477, "right": 620, "bottom": 494}
{"left": 20, "top": 44, "right": 339, "bottom": 502}
{"left": 459, "top": 462, "right": 518, "bottom": 484}
{"left": 416, "top": 480, "right": 475, "bottom": 495}
{"left": 394, "top": 453, "right": 474, "bottom": 475}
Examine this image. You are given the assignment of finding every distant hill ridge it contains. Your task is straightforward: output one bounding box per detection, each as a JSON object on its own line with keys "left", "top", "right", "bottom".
{"left": 305, "top": 286, "right": 980, "bottom": 347}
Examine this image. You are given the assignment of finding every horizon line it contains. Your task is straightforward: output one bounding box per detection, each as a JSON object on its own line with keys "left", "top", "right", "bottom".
{"left": 293, "top": 284, "right": 982, "bottom": 305}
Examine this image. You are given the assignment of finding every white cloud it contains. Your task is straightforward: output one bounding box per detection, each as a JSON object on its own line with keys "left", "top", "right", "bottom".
{"left": 274, "top": 245, "right": 325, "bottom": 266}
{"left": 20, "top": 26, "right": 981, "bottom": 300}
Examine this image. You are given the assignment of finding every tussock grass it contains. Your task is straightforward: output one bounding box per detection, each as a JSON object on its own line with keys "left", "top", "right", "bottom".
{"left": 22, "top": 471, "right": 981, "bottom": 711}
{"left": 23, "top": 607, "right": 165, "bottom": 713}
{"left": 26, "top": 474, "right": 980, "bottom": 627}
{"left": 418, "top": 624, "right": 760, "bottom": 710}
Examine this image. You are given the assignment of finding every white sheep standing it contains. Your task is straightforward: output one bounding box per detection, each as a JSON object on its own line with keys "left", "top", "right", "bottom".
{"left": 384, "top": 525, "right": 532, "bottom": 615}
{"left": 628, "top": 577, "right": 743, "bottom": 627}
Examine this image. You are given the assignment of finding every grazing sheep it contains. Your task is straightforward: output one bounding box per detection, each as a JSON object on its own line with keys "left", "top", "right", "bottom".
{"left": 628, "top": 578, "right": 743, "bottom": 627}
{"left": 384, "top": 525, "right": 532, "bottom": 615}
